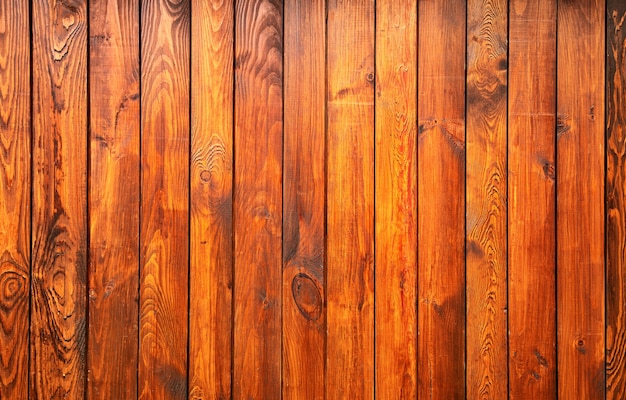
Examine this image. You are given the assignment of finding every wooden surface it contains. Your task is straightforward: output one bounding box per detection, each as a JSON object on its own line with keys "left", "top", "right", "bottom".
{"left": 283, "top": 0, "right": 325, "bottom": 399}
{"left": 189, "top": 0, "right": 233, "bottom": 398}
{"left": 1, "top": 1, "right": 623, "bottom": 399}
{"left": 374, "top": 0, "right": 417, "bottom": 398}
{"left": 465, "top": 0, "right": 508, "bottom": 398}
{"left": 139, "top": 0, "right": 190, "bottom": 398}
{"left": 0, "top": 0, "right": 30, "bottom": 398}
{"left": 417, "top": 0, "right": 466, "bottom": 398}
{"left": 607, "top": 2, "right": 626, "bottom": 398}
{"left": 508, "top": 0, "right": 557, "bottom": 398}
{"left": 557, "top": 0, "right": 605, "bottom": 398}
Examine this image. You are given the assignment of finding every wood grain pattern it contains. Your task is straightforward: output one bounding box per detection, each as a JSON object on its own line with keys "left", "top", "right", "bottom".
{"left": 417, "top": 0, "right": 466, "bottom": 398}
{"left": 508, "top": 1, "right": 557, "bottom": 398}
{"left": 607, "top": 3, "right": 626, "bottom": 398}
{"left": 30, "top": 0, "right": 88, "bottom": 398}
{"left": 282, "top": 0, "right": 325, "bottom": 399}
{"left": 189, "top": 0, "right": 233, "bottom": 398}
{"left": 466, "top": 0, "right": 508, "bottom": 398}
{"left": 557, "top": 0, "right": 605, "bottom": 397}
{"left": 0, "top": 0, "right": 30, "bottom": 398}
{"left": 139, "top": 0, "right": 190, "bottom": 398}
{"left": 233, "top": 0, "right": 283, "bottom": 398}
{"left": 374, "top": 0, "right": 417, "bottom": 398}
{"left": 88, "top": 0, "right": 140, "bottom": 398}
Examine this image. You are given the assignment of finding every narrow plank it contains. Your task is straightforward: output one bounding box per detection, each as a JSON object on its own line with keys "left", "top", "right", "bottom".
{"left": 416, "top": 0, "right": 466, "bottom": 398}
{"left": 189, "top": 0, "right": 233, "bottom": 398}
{"left": 87, "top": 1, "right": 140, "bottom": 398}
{"left": 374, "top": 0, "right": 417, "bottom": 397}
{"left": 508, "top": 1, "right": 557, "bottom": 398}
{"left": 138, "top": 0, "right": 190, "bottom": 398}
{"left": 557, "top": 0, "right": 606, "bottom": 397}
{"left": 0, "top": 0, "right": 30, "bottom": 398}
{"left": 282, "top": 0, "right": 325, "bottom": 398}
{"left": 326, "top": 0, "right": 374, "bottom": 398}
{"left": 30, "top": 0, "right": 88, "bottom": 398}
{"left": 466, "top": 0, "right": 508, "bottom": 397}
{"left": 233, "top": 0, "right": 283, "bottom": 398}
{"left": 606, "top": 2, "right": 626, "bottom": 398}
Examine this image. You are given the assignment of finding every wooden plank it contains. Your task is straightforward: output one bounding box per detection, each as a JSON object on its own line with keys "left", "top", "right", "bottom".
{"left": 138, "top": 0, "right": 189, "bottom": 398}
{"left": 87, "top": 0, "right": 140, "bottom": 398}
{"left": 374, "top": 0, "right": 417, "bottom": 398}
{"left": 30, "top": 0, "right": 88, "bottom": 398}
{"left": 326, "top": 0, "right": 374, "bottom": 398}
{"left": 233, "top": 0, "right": 283, "bottom": 398}
{"left": 508, "top": 1, "right": 557, "bottom": 398}
{"left": 557, "top": 0, "right": 605, "bottom": 397}
{"left": 282, "top": 0, "right": 325, "bottom": 399}
{"left": 0, "top": 0, "right": 30, "bottom": 398}
{"left": 606, "top": 1, "right": 626, "bottom": 398}
{"left": 416, "top": 0, "right": 466, "bottom": 398}
{"left": 189, "top": 0, "right": 233, "bottom": 398}
{"left": 466, "top": 0, "right": 508, "bottom": 398}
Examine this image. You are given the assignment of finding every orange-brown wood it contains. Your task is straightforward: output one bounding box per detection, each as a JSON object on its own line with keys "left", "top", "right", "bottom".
{"left": 138, "top": 0, "right": 190, "bottom": 398}
{"left": 326, "top": 0, "right": 375, "bottom": 398}
{"left": 189, "top": 0, "right": 233, "bottom": 398}
{"left": 557, "top": 0, "right": 606, "bottom": 397}
{"left": 233, "top": 0, "right": 283, "bottom": 398}
{"left": 417, "top": 0, "right": 466, "bottom": 398}
{"left": 31, "top": 0, "right": 88, "bottom": 398}
{"left": 607, "top": 2, "right": 626, "bottom": 398}
{"left": 508, "top": 1, "right": 557, "bottom": 398}
{"left": 466, "top": 0, "right": 508, "bottom": 397}
{"left": 0, "top": 0, "right": 30, "bottom": 398}
{"left": 374, "top": 0, "right": 417, "bottom": 398}
{"left": 88, "top": 0, "right": 140, "bottom": 398}
{"left": 282, "top": 0, "right": 325, "bottom": 399}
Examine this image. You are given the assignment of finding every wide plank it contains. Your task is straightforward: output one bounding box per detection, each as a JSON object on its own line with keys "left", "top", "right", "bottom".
{"left": 282, "top": 0, "right": 325, "bottom": 399}
{"left": 374, "top": 0, "right": 417, "bottom": 398}
{"left": 88, "top": 0, "right": 140, "bottom": 398}
{"left": 139, "top": 0, "right": 190, "bottom": 398}
{"left": 0, "top": 0, "right": 30, "bottom": 398}
{"left": 31, "top": 0, "right": 88, "bottom": 398}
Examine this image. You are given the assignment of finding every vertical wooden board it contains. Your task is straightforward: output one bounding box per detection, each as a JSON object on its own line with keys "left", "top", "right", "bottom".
{"left": 0, "top": 0, "right": 30, "bottom": 398}
{"left": 326, "top": 0, "right": 374, "bottom": 398}
{"left": 189, "top": 0, "right": 233, "bottom": 399}
{"left": 466, "top": 0, "right": 508, "bottom": 398}
{"left": 607, "top": 1, "right": 626, "bottom": 398}
{"left": 282, "top": 0, "right": 325, "bottom": 399}
{"left": 30, "top": 0, "right": 88, "bottom": 398}
{"left": 557, "top": 0, "right": 605, "bottom": 398}
{"left": 416, "top": 0, "right": 466, "bottom": 398}
{"left": 139, "top": 0, "right": 189, "bottom": 398}
{"left": 508, "top": 1, "right": 557, "bottom": 398}
{"left": 374, "top": 0, "right": 417, "bottom": 398}
{"left": 88, "top": 0, "right": 140, "bottom": 398}
{"left": 233, "top": 0, "right": 282, "bottom": 398}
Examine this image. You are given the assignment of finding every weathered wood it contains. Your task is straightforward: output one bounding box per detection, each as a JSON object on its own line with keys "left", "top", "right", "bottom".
{"left": 138, "top": 0, "right": 190, "bottom": 398}
{"left": 374, "top": 0, "right": 417, "bottom": 398}
{"left": 557, "top": 0, "right": 605, "bottom": 397}
{"left": 189, "top": 0, "right": 233, "bottom": 398}
{"left": 417, "top": 0, "right": 466, "bottom": 398}
{"left": 88, "top": 0, "right": 140, "bottom": 398}
{"left": 508, "top": 1, "right": 557, "bottom": 398}
{"left": 326, "top": 0, "right": 375, "bottom": 398}
{"left": 31, "top": 0, "right": 88, "bottom": 398}
{"left": 233, "top": 0, "right": 283, "bottom": 398}
{"left": 607, "top": 2, "right": 626, "bottom": 398}
{"left": 0, "top": 0, "right": 30, "bottom": 398}
{"left": 282, "top": 0, "right": 325, "bottom": 399}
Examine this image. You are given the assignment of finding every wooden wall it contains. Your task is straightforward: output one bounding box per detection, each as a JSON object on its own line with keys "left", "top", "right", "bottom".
{"left": 0, "top": 0, "right": 625, "bottom": 399}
